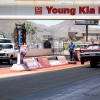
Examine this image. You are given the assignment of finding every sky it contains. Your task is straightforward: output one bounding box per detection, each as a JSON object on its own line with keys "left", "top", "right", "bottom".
{"left": 28, "top": 20, "right": 64, "bottom": 27}
{"left": 29, "top": 20, "right": 100, "bottom": 28}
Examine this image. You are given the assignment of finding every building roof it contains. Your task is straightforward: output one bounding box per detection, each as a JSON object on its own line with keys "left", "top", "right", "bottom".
{"left": 76, "top": 33, "right": 83, "bottom": 37}
{"left": 0, "top": 0, "right": 100, "bottom": 5}
{"left": 82, "top": 30, "right": 100, "bottom": 34}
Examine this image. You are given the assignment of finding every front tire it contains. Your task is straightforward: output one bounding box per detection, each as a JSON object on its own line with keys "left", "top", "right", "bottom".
{"left": 90, "top": 60, "right": 98, "bottom": 67}
{"left": 0, "top": 61, "right": 3, "bottom": 64}
{"left": 80, "top": 58, "right": 84, "bottom": 64}
{"left": 8, "top": 56, "right": 13, "bottom": 65}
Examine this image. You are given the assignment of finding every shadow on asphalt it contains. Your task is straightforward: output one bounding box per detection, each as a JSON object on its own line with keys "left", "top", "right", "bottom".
{"left": 84, "top": 65, "right": 100, "bottom": 68}
{"left": 0, "top": 60, "right": 17, "bottom": 67}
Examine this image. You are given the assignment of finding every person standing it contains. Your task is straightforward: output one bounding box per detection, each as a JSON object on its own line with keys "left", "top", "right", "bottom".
{"left": 90, "top": 39, "right": 95, "bottom": 45}
{"left": 21, "top": 42, "right": 29, "bottom": 57}
{"left": 68, "top": 40, "right": 75, "bottom": 61}
{"left": 38, "top": 41, "right": 43, "bottom": 49}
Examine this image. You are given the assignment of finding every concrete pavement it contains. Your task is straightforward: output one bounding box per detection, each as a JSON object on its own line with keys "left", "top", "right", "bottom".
{"left": 0, "top": 50, "right": 89, "bottom": 79}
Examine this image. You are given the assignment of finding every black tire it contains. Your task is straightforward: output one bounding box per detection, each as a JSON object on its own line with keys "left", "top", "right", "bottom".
{"left": 81, "top": 58, "right": 84, "bottom": 64}
{"left": 68, "top": 61, "right": 76, "bottom": 64}
{"left": 90, "top": 60, "right": 98, "bottom": 67}
{"left": 8, "top": 56, "right": 13, "bottom": 65}
{"left": 0, "top": 61, "right": 3, "bottom": 64}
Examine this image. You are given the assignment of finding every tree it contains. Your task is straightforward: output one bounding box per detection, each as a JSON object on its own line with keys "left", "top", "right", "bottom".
{"left": 25, "top": 21, "right": 37, "bottom": 44}
{"left": 59, "top": 37, "right": 70, "bottom": 42}
{"left": 25, "top": 21, "right": 36, "bottom": 35}
{"left": 10, "top": 31, "right": 14, "bottom": 38}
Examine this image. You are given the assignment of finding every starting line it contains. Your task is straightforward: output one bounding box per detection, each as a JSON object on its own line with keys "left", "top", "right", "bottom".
{"left": 10, "top": 56, "right": 69, "bottom": 71}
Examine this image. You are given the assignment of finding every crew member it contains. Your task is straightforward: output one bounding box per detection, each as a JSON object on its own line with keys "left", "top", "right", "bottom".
{"left": 68, "top": 40, "right": 75, "bottom": 61}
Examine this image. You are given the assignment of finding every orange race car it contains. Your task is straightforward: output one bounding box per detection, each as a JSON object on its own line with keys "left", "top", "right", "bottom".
{"left": 74, "top": 44, "right": 88, "bottom": 61}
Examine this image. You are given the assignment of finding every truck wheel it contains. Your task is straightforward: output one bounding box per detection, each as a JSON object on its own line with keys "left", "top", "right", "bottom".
{"left": 8, "top": 56, "right": 13, "bottom": 65}
{"left": 81, "top": 58, "right": 84, "bottom": 64}
{"left": 90, "top": 60, "right": 98, "bottom": 67}
{"left": 0, "top": 61, "right": 3, "bottom": 64}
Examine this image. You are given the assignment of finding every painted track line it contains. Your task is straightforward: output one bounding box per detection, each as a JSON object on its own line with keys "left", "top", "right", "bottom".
{"left": 0, "top": 62, "right": 89, "bottom": 79}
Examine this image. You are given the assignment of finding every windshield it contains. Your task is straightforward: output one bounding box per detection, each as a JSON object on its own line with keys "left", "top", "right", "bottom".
{"left": 76, "top": 44, "right": 87, "bottom": 48}
{"left": 0, "top": 39, "right": 12, "bottom": 43}
{"left": 88, "top": 44, "right": 100, "bottom": 47}
{"left": 0, "top": 44, "right": 13, "bottom": 49}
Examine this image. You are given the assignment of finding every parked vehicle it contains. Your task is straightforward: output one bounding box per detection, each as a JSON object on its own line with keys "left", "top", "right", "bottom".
{"left": 0, "top": 43, "right": 18, "bottom": 65}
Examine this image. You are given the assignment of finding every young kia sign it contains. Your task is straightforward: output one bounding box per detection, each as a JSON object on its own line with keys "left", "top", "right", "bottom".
{"left": 36, "top": 6, "right": 100, "bottom": 16}
{"left": 0, "top": 5, "right": 100, "bottom": 19}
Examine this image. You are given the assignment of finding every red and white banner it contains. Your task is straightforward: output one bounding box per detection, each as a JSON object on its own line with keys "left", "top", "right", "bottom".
{"left": 38, "top": 57, "right": 51, "bottom": 67}
{"left": 24, "top": 58, "right": 40, "bottom": 70}
{"left": 0, "top": 5, "right": 100, "bottom": 19}
{"left": 57, "top": 56, "right": 68, "bottom": 64}
{"left": 49, "top": 60, "right": 61, "bottom": 66}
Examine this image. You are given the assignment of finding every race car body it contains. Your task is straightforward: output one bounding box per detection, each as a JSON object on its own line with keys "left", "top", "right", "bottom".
{"left": 80, "top": 43, "right": 100, "bottom": 67}
{"left": 74, "top": 44, "right": 87, "bottom": 61}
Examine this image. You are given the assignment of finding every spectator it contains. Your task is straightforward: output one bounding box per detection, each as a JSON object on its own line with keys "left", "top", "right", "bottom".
{"left": 90, "top": 39, "right": 95, "bottom": 44}
{"left": 88, "top": 39, "right": 97, "bottom": 47}
{"left": 44, "top": 40, "right": 48, "bottom": 48}
{"left": 21, "top": 42, "right": 29, "bottom": 56}
{"left": 68, "top": 40, "right": 75, "bottom": 61}
{"left": 23, "top": 42, "right": 29, "bottom": 51}
{"left": 44, "top": 40, "right": 51, "bottom": 48}
{"left": 38, "top": 42, "right": 43, "bottom": 49}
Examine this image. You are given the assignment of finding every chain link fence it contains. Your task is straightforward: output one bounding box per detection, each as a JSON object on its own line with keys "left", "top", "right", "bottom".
{"left": 27, "top": 34, "right": 64, "bottom": 54}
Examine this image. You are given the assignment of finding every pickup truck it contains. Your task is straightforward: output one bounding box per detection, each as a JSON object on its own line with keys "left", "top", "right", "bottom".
{"left": 80, "top": 43, "right": 100, "bottom": 67}
{"left": 0, "top": 43, "right": 18, "bottom": 65}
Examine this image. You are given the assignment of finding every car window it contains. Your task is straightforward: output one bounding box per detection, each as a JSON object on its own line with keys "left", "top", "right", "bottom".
{"left": 0, "top": 44, "right": 13, "bottom": 49}
{"left": 88, "top": 44, "right": 100, "bottom": 47}
{"left": 76, "top": 45, "right": 87, "bottom": 48}
{"left": 0, "top": 39, "right": 12, "bottom": 43}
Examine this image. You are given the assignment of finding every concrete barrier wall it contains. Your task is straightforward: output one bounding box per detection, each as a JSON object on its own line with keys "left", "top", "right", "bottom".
{"left": 25, "top": 49, "right": 52, "bottom": 57}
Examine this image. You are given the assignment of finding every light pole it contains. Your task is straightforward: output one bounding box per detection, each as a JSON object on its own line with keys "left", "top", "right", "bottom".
{"left": 17, "top": 24, "right": 22, "bottom": 52}
{"left": 16, "top": 23, "right": 22, "bottom": 64}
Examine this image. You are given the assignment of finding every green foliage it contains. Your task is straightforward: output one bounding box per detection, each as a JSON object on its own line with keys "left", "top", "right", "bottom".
{"left": 59, "top": 37, "right": 70, "bottom": 42}
{"left": 10, "top": 31, "right": 14, "bottom": 38}
{"left": 59, "top": 37, "right": 64, "bottom": 41}
{"left": 65, "top": 38, "right": 69, "bottom": 42}
{"left": 64, "top": 43, "right": 68, "bottom": 50}
{"left": 25, "top": 21, "right": 36, "bottom": 35}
